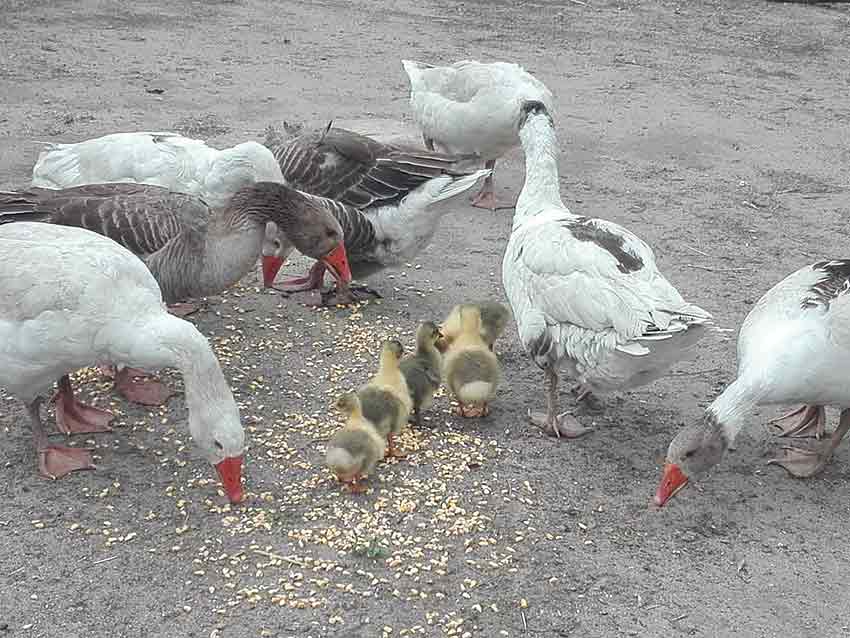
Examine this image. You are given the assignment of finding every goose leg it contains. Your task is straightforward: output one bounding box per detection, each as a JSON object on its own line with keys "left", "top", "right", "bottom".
{"left": 768, "top": 409, "right": 850, "bottom": 478}
{"left": 769, "top": 405, "right": 826, "bottom": 439}
{"left": 52, "top": 375, "right": 113, "bottom": 434}
{"left": 470, "top": 160, "right": 516, "bottom": 211}
{"left": 528, "top": 368, "right": 592, "bottom": 439}
{"left": 423, "top": 135, "right": 435, "bottom": 151}
{"left": 113, "top": 366, "right": 174, "bottom": 406}
{"left": 27, "top": 397, "right": 96, "bottom": 479}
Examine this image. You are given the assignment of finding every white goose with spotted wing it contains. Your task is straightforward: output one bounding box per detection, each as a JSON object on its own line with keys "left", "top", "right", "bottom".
{"left": 656, "top": 260, "right": 850, "bottom": 507}
{"left": 501, "top": 101, "right": 712, "bottom": 438}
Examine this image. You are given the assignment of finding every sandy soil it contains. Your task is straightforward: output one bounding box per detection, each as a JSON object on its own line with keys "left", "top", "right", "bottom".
{"left": 2, "top": 0, "right": 850, "bottom": 636}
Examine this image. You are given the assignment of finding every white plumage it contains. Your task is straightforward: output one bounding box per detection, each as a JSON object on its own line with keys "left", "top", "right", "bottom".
{"left": 502, "top": 102, "right": 712, "bottom": 437}
{"left": 31, "top": 131, "right": 284, "bottom": 207}
{"left": 402, "top": 59, "right": 554, "bottom": 210}
{"left": 657, "top": 260, "right": 850, "bottom": 506}
{"left": 0, "top": 222, "right": 246, "bottom": 501}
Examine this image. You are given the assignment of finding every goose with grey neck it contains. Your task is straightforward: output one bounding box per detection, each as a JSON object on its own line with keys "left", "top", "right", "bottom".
{"left": 262, "top": 126, "right": 490, "bottom": 305}
{"left": 0, "top": 182, "right": 352, "bottom": 403}
{"left": 656, "top": 260, "right": 850, "bottom": 507}
{"left": 0, "top": 222, "right": 246, "bottom": 503}
{"left": 501, "top": 100, "right": 713, "bottom": 438}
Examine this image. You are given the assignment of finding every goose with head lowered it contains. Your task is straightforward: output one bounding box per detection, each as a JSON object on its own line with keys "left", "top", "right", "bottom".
{"left": 0, "top": 182, "right": 351, "bottom": 403}
{"left": 655, "top": 260, "right": 850, "bottom": 507}
{"left": 401, "top": 59, "right": 554, "bottom": 211}
{"left": 31, "top": 131, "right": 285, "bottom": 208}
{"left": 261, "top": 124, "right": 490, "bottom": 305}
{"left": 0, "top": 222, "right": 246, "bottom": 503}
{"left": 501, "top": 101, "right": 714, "bottom": 438}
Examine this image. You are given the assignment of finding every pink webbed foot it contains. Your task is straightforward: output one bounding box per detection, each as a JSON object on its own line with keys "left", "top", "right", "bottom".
{"left": 528, "top": 410, "right": 592, "bottom": 439}
{"left": 769, "top": 405, "right": 826, "bottom": 439}
{"left": 54, "top": 396, "right": 113, "bottom": 434}
{"left": 39, "top": 446, "right": 96, "bottom": 479}
{"left": 470, "top": 187, "right": 515, "bottom": 212}
{"left": 167, "top": 302, "right": 200, "bottom": 318}
{"left": 114, "top": 367, "right": 174, "bottom": 406}
{"left": 51, "top": 376, "right": 113, "bottom": 434}
{"left": 273, "top": 262, "right": 327, "bottom": 294}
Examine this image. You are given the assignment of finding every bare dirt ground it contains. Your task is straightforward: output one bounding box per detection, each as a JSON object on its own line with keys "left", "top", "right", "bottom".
{"left": 2, "top": 0, "right": 850, "bottom": 636}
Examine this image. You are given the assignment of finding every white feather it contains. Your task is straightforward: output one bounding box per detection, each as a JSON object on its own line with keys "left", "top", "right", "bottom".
{"left": 502, "top": 112, "right": 712, "bottom": 394}
{"left": 402, "top": 59, "right": 554, "bottom": 160}
{"left": 31, "top": 131, "right": 284, "bottom": 208}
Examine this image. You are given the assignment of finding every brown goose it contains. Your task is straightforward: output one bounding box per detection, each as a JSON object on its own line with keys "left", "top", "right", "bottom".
{"left": 0, "top": 181, "right": 352, "bottom": 403}
{"left": 262, "top": 125, "right": 489, "bottom": 304}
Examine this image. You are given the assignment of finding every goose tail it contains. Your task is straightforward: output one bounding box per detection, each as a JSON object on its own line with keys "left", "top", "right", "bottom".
{"left": 429, "top": 168, "right": 491, "bottom": 205}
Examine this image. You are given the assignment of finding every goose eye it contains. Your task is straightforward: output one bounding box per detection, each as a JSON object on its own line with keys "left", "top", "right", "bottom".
{"left": 684, "top": 450, "right": 695, "bottom": 459}
{"left": 214, "top": 440, "right": 224, "bottom": 451}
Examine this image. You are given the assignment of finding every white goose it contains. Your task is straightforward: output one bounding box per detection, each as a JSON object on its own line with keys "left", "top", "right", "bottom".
{"left": 402, "top": 59, "right": 554, "bottom": 211}
{"left": 31, "top": 131, "right": 284, "bottom": 208}
{"left": 656, "top": 260, "right": 850, "bottom": 507}
{"left": 0, "top": 182, "right": 350, "bottom": 404}
{"left": 261, "top": 125, "right": 490, "bottom": 304}
{"left": 0, "top": 222, "right": 246, "bottom": 503}
{"left": 502, "top": 101, "right": 713, "bottom": 438}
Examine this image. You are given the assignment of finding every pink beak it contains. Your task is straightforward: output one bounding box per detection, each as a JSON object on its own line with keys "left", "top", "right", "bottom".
{"left": 215, "top": 455, "right": 245, "bottom": 504}
{"left": 321, "top": 243, "right": 352, "bottom": 284}
{"left": 262, "top": 256, "right": 285, "bottom": 288}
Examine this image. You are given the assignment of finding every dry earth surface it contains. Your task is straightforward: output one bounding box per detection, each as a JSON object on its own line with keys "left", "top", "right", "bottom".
{"left": 2, "top": 0, "right": 850, "bottom": 637}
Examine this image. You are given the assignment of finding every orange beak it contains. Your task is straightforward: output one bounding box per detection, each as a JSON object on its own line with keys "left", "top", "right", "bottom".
{"left": 215, "top": 455, "right": 244, "bottom": 504}
{"left": 262, "top": 255, "right": 284, "bottom": 288}
{"left": 321, "top": 243, "right": 352, "bottom": 285}
{"left": 654, "top": 462, "right": 688, "bottom": 507}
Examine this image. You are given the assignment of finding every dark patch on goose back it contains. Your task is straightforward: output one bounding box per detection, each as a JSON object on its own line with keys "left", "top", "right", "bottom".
{"left": 802, "top": 260, "right": 850, "bottom": 310}
{"left": 566, "top": 217, "right": 644, "bottom": 273}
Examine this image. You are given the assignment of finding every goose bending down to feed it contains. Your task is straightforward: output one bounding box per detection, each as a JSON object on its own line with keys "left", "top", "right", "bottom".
{"left": 30, "top": 130, "right": 287, "bottom": 294}
{"left": 262, "top": 125, "right": 490, "bottom": 305}
{"left": 31, "top": 131, "right": 285, "bottom": 208}
{"left": 502, "top": 101, "right": 713, "bottom": 438}
{"left": 0, "top": 182, "right": 351, "bottom": 403}
{"left": 655, "top": 260, "right": 850, "bottom": 507}
{"left": 0, "top": 223, "right": 246, "bottom": 504}
{"left": 402, "top": 59, "right": 554, "bottom": 211}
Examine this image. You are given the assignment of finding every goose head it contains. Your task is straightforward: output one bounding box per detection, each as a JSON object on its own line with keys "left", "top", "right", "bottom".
{"left": 188, "top": 400, "right": 247, "bottom": 504}
{"left": 517, "top": 99, "right": 555, "bottom": 134}
{"left": 255, "top": 184, "right": 352, "bottom": 289}
{"left": 654, "top": 416, "right": 729, "bottom": 507}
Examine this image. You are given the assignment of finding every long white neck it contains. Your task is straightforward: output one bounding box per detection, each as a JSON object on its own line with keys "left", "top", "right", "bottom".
{"left": 705, "top": 376, "right": 765, "bottom": 444}
{"left": 514, "top": 114, "right": 568, "bottom": 225}
{"left": 123, "top": 313, "right": 238, "bottom": 421}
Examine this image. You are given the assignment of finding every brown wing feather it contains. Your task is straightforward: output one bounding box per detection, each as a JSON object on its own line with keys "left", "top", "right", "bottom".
{"left": 0, "top": 184, "right": 208, "bottom": 256}
{"left": 268, "top": 127, "right": 469, "bottom": 209}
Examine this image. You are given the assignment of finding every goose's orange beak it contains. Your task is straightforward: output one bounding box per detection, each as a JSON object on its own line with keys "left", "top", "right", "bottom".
{"left": 321, "top": 243, "right": 352, "bottom": 284}
{"left": 654, "top": 463, "right": 688, "bottom": 507}
{"left": 215, "top": 455, "right": 244, "bottom": 504}
{"left": 262, "top": 256, "right": 285, "bottom": 288}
